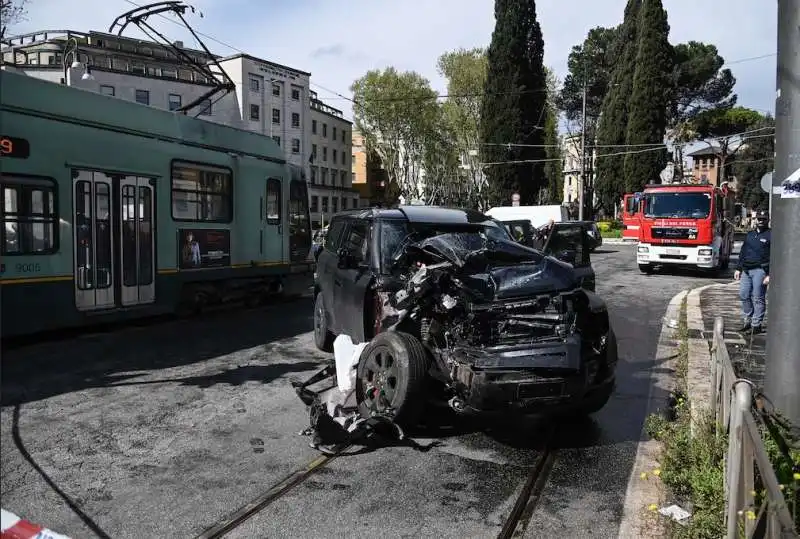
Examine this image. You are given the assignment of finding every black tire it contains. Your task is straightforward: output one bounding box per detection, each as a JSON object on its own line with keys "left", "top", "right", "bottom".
{"left": 638, "top": 263, "right": 653, "bottom": 274}
{"left": 313, "top": 292, "right": 334, "bottom": 353}
{"left": 356, "top": 331, "right": 430, "bottom": 427}
{"left": 578, "top": 381, "right": 615, "bottom": 415}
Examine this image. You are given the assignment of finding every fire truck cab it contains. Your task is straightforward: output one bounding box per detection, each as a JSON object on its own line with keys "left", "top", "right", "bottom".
{"left": 635, "top": 182, "right": 735, "bottom": 274}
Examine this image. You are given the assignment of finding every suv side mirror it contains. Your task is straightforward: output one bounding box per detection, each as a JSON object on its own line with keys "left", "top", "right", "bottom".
{"left": 337, "top": 247, "right": 360, "bottom": 269}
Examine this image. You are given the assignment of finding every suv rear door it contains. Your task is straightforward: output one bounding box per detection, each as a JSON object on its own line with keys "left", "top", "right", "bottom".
{"left": 316, "top": 216, "right": 347, "bottom": 333}
{"left": 543, "top": 222, "right": 596, "bottom": 292}
{"left": 334, "top": 218, "right": 373, "bottom": 343}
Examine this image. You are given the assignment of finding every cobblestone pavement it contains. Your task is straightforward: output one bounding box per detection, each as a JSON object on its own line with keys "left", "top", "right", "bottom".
{"left": 1, "top": 246, "right": 732, "bottom": 539}
{"left": 700, "top": 282, "right": 769, "bottom": 389}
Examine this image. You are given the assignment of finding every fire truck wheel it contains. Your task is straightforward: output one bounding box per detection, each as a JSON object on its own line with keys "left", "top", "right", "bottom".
{"left": 638, "top": 264, "right": 654, "bottom": 274}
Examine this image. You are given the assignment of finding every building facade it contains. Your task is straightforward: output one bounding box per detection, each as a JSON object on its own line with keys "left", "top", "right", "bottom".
{"left": 308, "top": 91, "right": 357, "bottom": 228}
{"left": 2, "top": 30, "right": 358, "bottom": 223}
{"left": 351, "top": 130, "right": 388, "bottom": 207}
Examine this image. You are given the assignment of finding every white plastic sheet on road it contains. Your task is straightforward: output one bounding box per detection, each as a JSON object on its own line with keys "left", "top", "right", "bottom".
{"left": 1, "top": 508, "right": 72, "bottom": 539}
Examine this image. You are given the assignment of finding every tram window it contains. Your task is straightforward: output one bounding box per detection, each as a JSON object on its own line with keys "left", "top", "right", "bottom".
{"left": 171, "top": 161, "right": 232, "bottom": 222}
{"left": 266, "top": 178, "right": 281, "bottom": 224}
{"left": 1, "top": 175, "right": 58, "bottom": 255}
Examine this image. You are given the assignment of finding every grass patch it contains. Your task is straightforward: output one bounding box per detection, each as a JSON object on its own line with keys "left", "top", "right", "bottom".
{"left": 600, "top": 229, "right": 623, "bottom": 239}
{"left": 644, "top": 297, "right": 728, "bottom": 538}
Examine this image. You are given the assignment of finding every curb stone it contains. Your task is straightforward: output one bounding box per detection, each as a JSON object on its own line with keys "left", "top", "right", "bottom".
{"left": 685, "top": 283, "right": 729, "bottom": 436}
{"left": 617, "top": 288, "right": 688, "bottom": 539}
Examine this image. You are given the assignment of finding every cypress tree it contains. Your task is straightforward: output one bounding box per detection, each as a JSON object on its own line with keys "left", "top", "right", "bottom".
{"left": 480, "top": 0, "right": 548, "bottom": 206}
{"left": 594, "top": 0, "right": 641, "bottom": 211}
{"left": 623, "top": 0, "right": 673, "bottom": 191}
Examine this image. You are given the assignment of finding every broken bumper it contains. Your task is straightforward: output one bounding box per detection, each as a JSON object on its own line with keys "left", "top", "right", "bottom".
{"left": 450, "top": 335, "right": 616, "bottom": 415}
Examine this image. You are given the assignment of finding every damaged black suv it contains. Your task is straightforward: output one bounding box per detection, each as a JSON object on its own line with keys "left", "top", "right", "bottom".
{"left": 313, "top": 206, "right": 617, "bottom": 425}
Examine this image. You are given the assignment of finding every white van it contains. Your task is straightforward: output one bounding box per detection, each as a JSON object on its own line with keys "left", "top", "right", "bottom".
{"left": 485, "top": 205, "right": 570, "bottom": 229}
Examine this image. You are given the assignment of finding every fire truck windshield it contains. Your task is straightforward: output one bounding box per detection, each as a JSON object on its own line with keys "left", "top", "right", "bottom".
{"left": 643, "top": 192, "right": 711, "bottom": 219}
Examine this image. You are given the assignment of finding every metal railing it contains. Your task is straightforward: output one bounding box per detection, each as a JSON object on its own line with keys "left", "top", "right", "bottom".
{"left": 710, "top": 316, "right": 798, "bottom": 538}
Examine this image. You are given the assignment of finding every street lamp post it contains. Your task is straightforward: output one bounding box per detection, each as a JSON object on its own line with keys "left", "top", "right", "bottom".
{"left": 61, "top": 37, "right": 82, "bottom": 84}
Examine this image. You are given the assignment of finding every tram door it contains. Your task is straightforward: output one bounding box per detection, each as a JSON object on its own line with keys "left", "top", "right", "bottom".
{"left": 73, "top": 170, "right": 155, "bottom": 311}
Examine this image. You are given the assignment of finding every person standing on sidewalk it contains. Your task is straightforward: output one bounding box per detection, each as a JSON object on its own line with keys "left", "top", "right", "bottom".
{"left": 734, "top": 210, "right": 771, "bottom": 333}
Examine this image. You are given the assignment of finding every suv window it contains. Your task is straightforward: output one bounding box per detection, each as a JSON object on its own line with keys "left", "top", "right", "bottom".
{"left": 325, "top": 219, "right": 347, "bottom": 252}
{"left": 342, "top": 220, "right": 369, "bottom": 263}
{"left": 378, "top": 219, "right": 511, "bottom": 273}
{"left": 545, "top": 224, "right": 590, "bottom": 267}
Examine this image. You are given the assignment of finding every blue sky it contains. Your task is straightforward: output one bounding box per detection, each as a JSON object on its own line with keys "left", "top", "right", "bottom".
{"left": 12, "top": 0, "right": 777, "bottom": 125}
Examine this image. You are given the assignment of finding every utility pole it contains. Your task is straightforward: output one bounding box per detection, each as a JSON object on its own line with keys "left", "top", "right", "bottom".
{"left": 764, "top": 0, "right": 800, "bottom": 426}
{"left": 578, "top": 72, "right": 587, "bottom": 221}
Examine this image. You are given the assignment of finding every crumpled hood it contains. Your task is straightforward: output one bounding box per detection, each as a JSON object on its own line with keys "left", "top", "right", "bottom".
{"left": 411, "top": 233, "right": 578, "bottom": 300}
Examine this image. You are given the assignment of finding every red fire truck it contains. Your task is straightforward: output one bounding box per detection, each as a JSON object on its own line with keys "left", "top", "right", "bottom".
{"left": 621, "top": 193, "right": 641, "bottom": 241}
{"left": 634, "top": 181, "right": 735, "bottom": 274}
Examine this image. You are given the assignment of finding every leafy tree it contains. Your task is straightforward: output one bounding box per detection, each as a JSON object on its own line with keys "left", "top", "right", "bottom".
{"left": 622, "top": 0, "right": 673, "bottom": 192}
{"left": 437, "top": 47, "right": 489, "bottom": 209}
{"left": 668, "top": 41, "right": 737, "bottom": 175}
{"left": 558, "top": 26, "right": 618, "bottom": 143}
{"left": 732, "top": 115, "right": 774, "bottom": 211}
{"left": 351, "top": 68, "right": 442, "bottom": 202}
{"left": 543, "top": 67, "right": 562, "bottom": 204}
{"left": 1, "top": 0, "right": 27, "bottom": 39}
{"left": 421, "top": 110, "right": 462, "bottom": 206}
{"left": 690, "top": 106, "right": 765, "bottom": 185}
{"left": 594, "top": 0, "right": 641, "bottom": 212}
{"left": 480, "top": 0, "right": 548, "bottom": 207}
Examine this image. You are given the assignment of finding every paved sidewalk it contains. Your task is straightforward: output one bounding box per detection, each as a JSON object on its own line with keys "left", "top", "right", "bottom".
{"left": 699, "top": 282, "right": 769, "bottom": 388}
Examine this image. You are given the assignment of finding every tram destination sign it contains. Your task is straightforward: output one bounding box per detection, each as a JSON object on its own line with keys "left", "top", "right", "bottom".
{"left": 0, "top": 136, "right": 30, "bottom": 159}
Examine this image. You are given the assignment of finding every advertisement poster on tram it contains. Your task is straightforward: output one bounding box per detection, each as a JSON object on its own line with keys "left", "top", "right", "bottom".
{"left": 178, "top": 228, "right": 231, "bottom": 269}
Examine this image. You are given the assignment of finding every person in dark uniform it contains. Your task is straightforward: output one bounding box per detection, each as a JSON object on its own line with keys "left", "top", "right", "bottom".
{"left": 734, "top": 210, "right": 771, "bottom": 333}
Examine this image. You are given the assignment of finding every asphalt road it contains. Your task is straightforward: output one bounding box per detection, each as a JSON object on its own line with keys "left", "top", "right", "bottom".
{"left": 0, "top": 245, "right": 736, "bottom": 539}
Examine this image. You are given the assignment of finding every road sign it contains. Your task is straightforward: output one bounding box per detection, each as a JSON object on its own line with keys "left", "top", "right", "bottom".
{"left": 760, "top": 171, "right": 773, "bottom": 193}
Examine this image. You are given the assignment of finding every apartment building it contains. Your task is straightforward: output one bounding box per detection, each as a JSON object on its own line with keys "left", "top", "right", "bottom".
{"left": 1, "top": 30, "right": 343, "bottom": 207}
{"left": 308, "top": 91, "right": 357, "bottom": 228}
{"left": 351, "top": 130, "right": 388, "bottom": 207}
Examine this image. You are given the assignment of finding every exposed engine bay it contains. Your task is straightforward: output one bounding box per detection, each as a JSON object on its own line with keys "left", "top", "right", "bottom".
{"left": 295, "top": 230, "right": 617, "bottom": 453}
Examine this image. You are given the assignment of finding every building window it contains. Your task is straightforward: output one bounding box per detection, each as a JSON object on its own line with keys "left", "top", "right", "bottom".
{"left": 332, "top": 149, "right": 338, "bottom": 164}
{"left": 272, "top": 84, "right": 280, "bottom": 97}
{"left": 266, "top": 178, "right": 281, "bottom": 223}
{"left": 332, "top": 196, "right": 338, "bottom": 213}
{"left": 168, "top": 93, "right": 182, "bottom": 111}
{"left": 342, "top": 197, "right": 348, "bottom": 210}
{"left": 321, "top": 197, "right": 329, "bottom": 213}
{"left": 333, "top": 127, "right": 337, "bottom": 140}
{"left": 135, "top": 89, "right": 150, "bottom": 105}
{"left": 331, "top": 170, "right": 338, "bottom": 186}
{"left": 322, "top": 123, "right": 327, "bottom": 137}
{"left": 321, "top": 168, "right": 328, "bottom": 185}
{"left": 341, "top": 170, "right": 348, "bottom": 186}
{"left": 291, "top": 113, "right": 300, "bottom": 128}
{"left": 171, "top": 161, "right": 232, "bottom": 222}
{"left": 162, "top": 68, "right": 177, "bottom": 79}
{"left": 291, "top": 88, "right": 300, "bottom": 100}
{"left": 310, "top": 196, "right": 319, "bottom": 213}
{"left": 272, "top": 135, "right": 281, "bottom": 146}
{"left": 342, "top": 130, "right": 346, "bottom": 143}
{"left": 1, "top": 176, "right": 58, "bottom": 255}
{"left": 291, "top": 138, "right": 301, "bottom": 154}
{"left": 342, "top": 153, "right": 346, "bottom": 165}
{"left": 272, "top": 108, "right": 280, "bottom": 124}
{"left": 250, "top": 104, "right": 260, "bottom": 121}
{"left": 322, "top": 147, "right": 327, "bottom": 162}
{"left": 99, "top": 85, "right": 115, "bottom": 96}
{"left": 310, "top": 167, "right": 317, "bottom": 184}
{"left": 312, "top": 120, "right": 317, "bottom": 134}
{"left": 353, "top": 198, "right": 358, "bottom": 209}
{"left": 249, "top": 75, "right": 260, "bottom": 92}
{"left": 131, "top": 62, "right": 145, "bottom": 74}
{"left": 311, "top": 144, "right": 317, "bottom": 162}
{"left": 198, "top": 100, "right": 212, "bottom": 115}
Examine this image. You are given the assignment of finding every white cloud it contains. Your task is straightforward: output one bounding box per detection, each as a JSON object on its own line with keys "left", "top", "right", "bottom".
{"left": 11, "top": 0, "right": 777, "bottom": 121}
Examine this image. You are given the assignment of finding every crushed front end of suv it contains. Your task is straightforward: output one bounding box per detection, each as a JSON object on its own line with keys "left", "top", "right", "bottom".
{"left": 295, "top": 207, "right": 617, "bottom": 451}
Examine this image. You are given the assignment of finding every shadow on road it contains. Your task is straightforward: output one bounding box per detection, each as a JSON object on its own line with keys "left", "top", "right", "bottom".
{"left": 1, "top": 298, "right": 317, "bottom": 407}
{"left": 10, "top": 404, "right": 113, "bottom": 539}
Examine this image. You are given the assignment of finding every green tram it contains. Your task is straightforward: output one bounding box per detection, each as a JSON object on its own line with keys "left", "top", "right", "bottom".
{"left": 0, "top": 70, "right": 313, "bottom": 337}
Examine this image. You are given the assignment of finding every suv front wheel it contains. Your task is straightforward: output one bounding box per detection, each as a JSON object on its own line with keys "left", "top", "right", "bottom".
{"left": 313, "top": 292, "right": 335, "bottom": 352}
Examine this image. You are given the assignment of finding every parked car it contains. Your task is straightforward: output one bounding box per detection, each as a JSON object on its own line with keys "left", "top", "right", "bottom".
{"left": 312, "top": 206, "right": 616, "bottom": 425}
